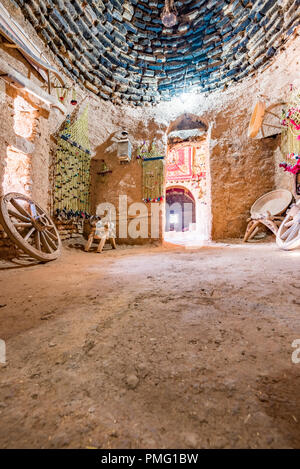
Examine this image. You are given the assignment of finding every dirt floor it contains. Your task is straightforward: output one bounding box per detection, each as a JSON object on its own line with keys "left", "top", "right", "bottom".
{"left": 0, "top": 239, "right": 299, "bottom": 449}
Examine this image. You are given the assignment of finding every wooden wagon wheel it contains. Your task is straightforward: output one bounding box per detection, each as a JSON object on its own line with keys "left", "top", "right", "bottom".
{"left": 248, "top": 100, "right": 286, "bottom": 138}
{"left": 0, "top": 192, "right": 61, "bottom": 262}
{"left": 276, "top": 202, "right": 300, "bottom": 251}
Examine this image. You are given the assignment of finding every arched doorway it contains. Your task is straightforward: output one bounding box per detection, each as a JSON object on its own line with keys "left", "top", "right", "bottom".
{"left": 165, "top": 186, "right": 196, "bottom": 232}
{"left": 163, "top": 114, "right": 211, "bottom": 245}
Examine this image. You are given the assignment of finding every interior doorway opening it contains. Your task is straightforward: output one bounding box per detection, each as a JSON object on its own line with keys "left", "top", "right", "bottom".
{"left": 163, "top": 114, "right": 211, "bottom": 245}
{"left": 165, "top": 186, "right": 196, "bottom": 232}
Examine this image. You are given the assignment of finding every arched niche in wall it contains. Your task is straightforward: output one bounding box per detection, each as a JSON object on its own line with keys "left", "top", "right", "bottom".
{"left": 167, "top": 113, "right": 208, "bottom": 143}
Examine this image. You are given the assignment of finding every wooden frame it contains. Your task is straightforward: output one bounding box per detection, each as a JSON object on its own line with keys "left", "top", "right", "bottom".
{"left": 84, "top": 225, "right": 116, "bottom": 254}
{"left": 0, "top": 3, "right": 64, "bottom": 88}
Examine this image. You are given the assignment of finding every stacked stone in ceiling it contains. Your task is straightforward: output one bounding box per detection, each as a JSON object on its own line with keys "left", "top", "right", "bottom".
{"left": 12, "top": 0, "right": 300, "bottom": 105}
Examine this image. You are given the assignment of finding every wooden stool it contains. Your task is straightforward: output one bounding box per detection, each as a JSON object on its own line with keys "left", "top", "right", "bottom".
{"left": 243, "top": 212, "right": 284, "bottom": 242}
{"left": 84, "top": 225, "right": 116, "bottom": 253}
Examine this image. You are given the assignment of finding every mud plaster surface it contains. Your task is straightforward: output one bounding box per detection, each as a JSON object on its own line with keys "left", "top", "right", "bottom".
{"left": 0, "top": 241, "right": 299, "bottom": 449}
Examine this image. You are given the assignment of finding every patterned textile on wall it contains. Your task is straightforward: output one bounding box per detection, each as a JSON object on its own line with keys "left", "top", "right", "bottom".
{"left": 142, "top": 158, "right": 164, "bottom": 202}
{"left": 166, "top": 147, "right": 192, "bottom": 182}
{"left": 54, "top": 105, "right": 91, "bottom": 213}
{"left": 193, "top": 144, "right": 207, "bottom": 180}
{"left": 279, "top": 88, "right": 300, "bottom": 173}
{"left": 166, "top": 145, "right": 207, "bottom": 182}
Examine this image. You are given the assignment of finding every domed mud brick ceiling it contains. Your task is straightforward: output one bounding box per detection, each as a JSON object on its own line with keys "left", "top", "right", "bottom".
{"left": 13, "top": 0, "right": 300, "bottom": 105}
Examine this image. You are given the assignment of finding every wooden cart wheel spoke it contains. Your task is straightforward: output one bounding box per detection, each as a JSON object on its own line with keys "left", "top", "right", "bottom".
{"left": 24, "top": 226, "right": 36, "bottom": 241}
{"left": 8, "top": 208, "right": 30, "bottom": 222}
{"left": 45, "top": 229, "right": 58, "bottom": 242}
{"left": 10, "top": 198, "right": 31, "bottom": 219}
{"left": 40, "top": 231, "right": 53, "bottom": 253}
{"left": 13, "top": 222, "right": 32, "bottom": 228}
{"left": 38, "top": 214, "right": 55, "bottom": 229}
{"left": 43, "top": 231, "right": 58, "bottom": 250}
{"left": 0, "top": 192, "right": 61, "bottom": 262}
{"left": 38, "top": 215, "right": 48, "bottom": 223}
{"left": 35, "top": 231, "right": 41, "bottom": 251}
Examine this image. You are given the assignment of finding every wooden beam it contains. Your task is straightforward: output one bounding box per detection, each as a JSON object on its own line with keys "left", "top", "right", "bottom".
{"left": 3, "top": 41, "right": 18, "bottom": 48}
{"left": 0, "top": 4, "right": 64, "bottom": 85}
{"left": 0, "top": 58, "right": 66, "bottom": 114}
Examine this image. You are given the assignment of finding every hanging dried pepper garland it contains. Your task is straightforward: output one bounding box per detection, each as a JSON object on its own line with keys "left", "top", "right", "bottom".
{"left": 54, "top": 105, "right": 91, "bottom": 214}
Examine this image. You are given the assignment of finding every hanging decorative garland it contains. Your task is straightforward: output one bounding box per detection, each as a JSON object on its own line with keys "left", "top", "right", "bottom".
{"left": 137, "top": 141, "right": 163, "bottom": 160}
{"left": 54, "top": 105, "right": 91, "bottom": 214}
{"left": 142, "top": 157, "right": 165, "bottom": 203}
{"left": 138, "top": 142, "right": 165, "bottom": 203}
{"left": 279, "top": 86, "right": 300, "bottom": 174}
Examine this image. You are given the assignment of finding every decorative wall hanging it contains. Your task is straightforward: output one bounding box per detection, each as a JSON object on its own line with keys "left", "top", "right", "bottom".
{"left": 54, "top": 105, "right": 91, "bottom": 214}
{"left": 279, "top": 86, "right": 300, "bottom": 174}
{"left": 142, "top": 158, "right": 164, "bottom": 203}
{"left": 193, "top": 145, "right": 207, "bottom": 180}
{"left": 166, "top": 147, "right": 193, "bottom": 181}
{"left": 137, "top": 142, "right": 164, "bottom": 161}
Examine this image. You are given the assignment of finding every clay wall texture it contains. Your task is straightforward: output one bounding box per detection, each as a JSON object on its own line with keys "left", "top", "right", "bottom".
{"left": 0, "top": 0, "right": 299, "bottom": 246}
{"left": 152, "top": 35, "right": 300, "bottom": 239}
{"left": 89, "top": 106, "right": 166, "bottom": 243}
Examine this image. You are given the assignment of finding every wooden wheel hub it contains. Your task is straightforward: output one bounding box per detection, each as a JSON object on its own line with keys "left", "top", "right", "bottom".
{"left": 31, "top": 218, "right": 47, "bottom": 232}
{"left": 0, "top": 192, "right": 62, "bottom": 262}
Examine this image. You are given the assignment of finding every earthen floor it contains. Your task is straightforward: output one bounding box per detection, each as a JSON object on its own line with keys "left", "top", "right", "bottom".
{"left": 0, "top": 241, "right": 299, "bottom": 448}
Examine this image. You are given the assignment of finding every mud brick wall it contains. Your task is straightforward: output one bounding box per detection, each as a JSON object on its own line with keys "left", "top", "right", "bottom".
{"left": 54, "top": 220, "right": 84, "bottom": 241}
{"left": 0, "top": 225, "right": 18, "bottom": 259}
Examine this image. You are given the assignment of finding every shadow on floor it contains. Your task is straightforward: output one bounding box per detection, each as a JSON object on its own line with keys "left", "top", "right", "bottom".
{"left": 0, "top": 252, "right": 40, "bottom": 270}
